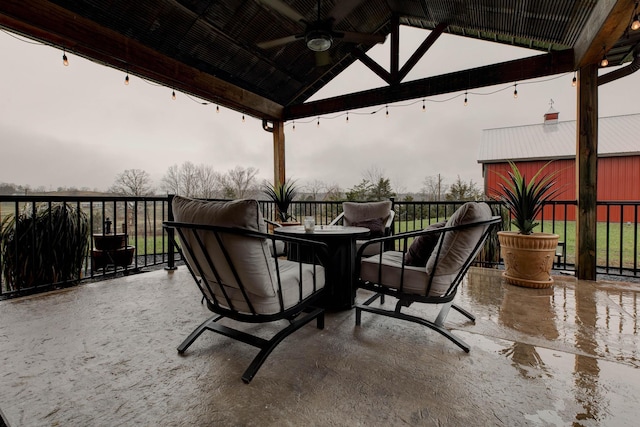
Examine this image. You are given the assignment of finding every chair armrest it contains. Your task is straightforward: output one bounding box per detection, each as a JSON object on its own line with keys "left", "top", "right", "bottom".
{"left": 264, "top": 218, "right": 282, "bottom": 229}
{"left": 384, "top": 210, "right": 395, "bottom": 234}
{"left": 329, "top": 212, "right": 344, "bottom": 226}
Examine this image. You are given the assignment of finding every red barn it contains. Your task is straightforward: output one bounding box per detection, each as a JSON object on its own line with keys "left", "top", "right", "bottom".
{"left": 479, "top": 109, "right": 640, "bottom": 222}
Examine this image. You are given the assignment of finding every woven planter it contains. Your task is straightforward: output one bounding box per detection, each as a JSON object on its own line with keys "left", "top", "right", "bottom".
{"left": 498, "top": 231, "right": 559, "bottom": 289}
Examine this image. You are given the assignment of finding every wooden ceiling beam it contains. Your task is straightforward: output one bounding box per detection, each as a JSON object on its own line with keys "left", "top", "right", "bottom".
{"left": 397, "top": 22, "right": 448, "bottom": 83}
{"left": 283, "top": 49, "right": 575, "bottom": 120}
{"left": 573, "top": 0, "right": 636, "bottom": 68}
{"left": 0, "top": 0, "right": 284, "bottom": 120}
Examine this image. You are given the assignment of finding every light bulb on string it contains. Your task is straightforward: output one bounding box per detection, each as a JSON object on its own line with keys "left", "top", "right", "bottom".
{"left": 513, "top": 83, "right": 518, "bottom": 99}
{"left": 600, "top": 46, "right": 609, "bottom": 67}
{"left": 317, "top": 117, "right": 320, "bottom": 127}
{"left": 62, "top": 49, "right": 69, "bottom": 66}
{"left": 172, "top": 90, "right": 176, "bottom": 100}
{"left": 292, "top": 121, "right": 296, "bottom": 131}
{"left": 464, "top": 91, "right": 468, "bottom": 106}
{"left": 242, "top": 113, "right": 245, "bottom": 122}
{"left": 124, "top": 73, "right": 129, "bottom": 85}
{"left": 632, "top": 14, "right": 640, "bottom": 31}
{"left": 422, "top": 99, "right": 426, "bottom": 112}
{"left": 385, "top": 105, "right": 389, "bottom": 118}
{"left": 572, "top": 73, "right": 577, "bottom": 87}
{"left": 346, "top": 112, "right": 349, "bottom": 123}
{"left": 216, "top": 105, "right": 220, "bottom": 113}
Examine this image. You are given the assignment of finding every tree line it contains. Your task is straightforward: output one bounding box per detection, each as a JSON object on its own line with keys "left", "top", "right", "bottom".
{"left": 3, "top": 164, "right": 483, "bottom": 202}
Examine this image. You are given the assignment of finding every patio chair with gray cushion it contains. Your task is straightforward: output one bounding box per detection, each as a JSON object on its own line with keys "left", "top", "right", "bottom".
{"left": 164, "top": 196, "right": 327, "bottom": 383}
{"left": 354, "top": 202, "right": 500, "bottom": 352}
{"left": 329, "top": 200, "right": 395, "bottom": 256}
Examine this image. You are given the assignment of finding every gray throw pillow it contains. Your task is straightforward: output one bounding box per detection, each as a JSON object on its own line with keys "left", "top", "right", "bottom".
{"left": 404, "top": 221, "right": 447, "bottom": 267}
{"left": 351, "top": 217, "right": 385, "bottom": 237}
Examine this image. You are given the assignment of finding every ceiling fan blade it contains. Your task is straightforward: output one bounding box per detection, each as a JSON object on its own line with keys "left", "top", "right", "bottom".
{"left": 327, "top": 0, "right": 366, "bottom": 24}
{"left": 337, "top": 31, "right": 386, "bottom": 45}
{"left": 255, "top": 0, "right": 306, "bottom": 24}
{"left": 257, "top": 34, "right": 301, "bottom": 49}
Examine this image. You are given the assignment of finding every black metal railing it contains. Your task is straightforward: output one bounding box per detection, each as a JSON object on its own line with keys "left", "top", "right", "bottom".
{"left": 0, "top": 195, "right": 170, "bottom": 298}
{"left": 1, "top": 195, "right": 639, "bottom": 298}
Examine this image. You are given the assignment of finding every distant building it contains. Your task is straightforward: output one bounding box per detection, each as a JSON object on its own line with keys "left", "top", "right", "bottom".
{"left": 478, "top": 109, "right": 640, "bottom": 221}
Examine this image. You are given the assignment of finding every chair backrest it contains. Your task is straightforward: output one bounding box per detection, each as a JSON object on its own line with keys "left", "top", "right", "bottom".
{"left": 342, "top": 201, "right": 392, "bottom": 235}
{"left": 425, "top": 202, "right": 494, "bottom": 297}
{"left": 171, "top": 196, "right": 278, "bottom": 299}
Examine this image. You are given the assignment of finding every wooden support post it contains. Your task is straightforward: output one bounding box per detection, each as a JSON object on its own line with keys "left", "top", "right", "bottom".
{"left": 576, "top": 64, "right": 598, "bottom": 281}
{"left": 272, "top": 120, "right": 285, "bottom": 186}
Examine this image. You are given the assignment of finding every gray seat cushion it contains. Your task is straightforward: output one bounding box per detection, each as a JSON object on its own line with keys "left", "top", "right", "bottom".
{"left": 360, "top": 202, "right": 492, "bottom": 297}
{"left": 172, "top": 196, "right": 324, "bottom": 314}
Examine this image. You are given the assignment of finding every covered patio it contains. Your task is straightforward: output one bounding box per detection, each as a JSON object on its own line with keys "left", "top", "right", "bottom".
{"left": 2, "top": 0, "right": 640, "bottom": 279}
{"left": 1, "top": 267, "right": 639, "bottom": 425}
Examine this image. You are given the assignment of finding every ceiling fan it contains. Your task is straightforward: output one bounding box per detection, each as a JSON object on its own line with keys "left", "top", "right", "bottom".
{"left": 256, "top": 0, "right": 386, "bottom": 53}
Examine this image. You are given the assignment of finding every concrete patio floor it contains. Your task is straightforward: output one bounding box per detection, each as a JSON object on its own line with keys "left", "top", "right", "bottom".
{"left": 1, "top": 267, "right": 639, "bottom": 426}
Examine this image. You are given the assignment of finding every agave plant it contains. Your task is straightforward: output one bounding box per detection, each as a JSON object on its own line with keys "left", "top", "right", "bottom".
{"left": 0, "top": 202, "right": 89, "bottom": 291}
{"left": 495, "top": 161, "right": 560, "bottom": 235}
{"left": 263, "top": 179, "right": 298, "bottom": 222}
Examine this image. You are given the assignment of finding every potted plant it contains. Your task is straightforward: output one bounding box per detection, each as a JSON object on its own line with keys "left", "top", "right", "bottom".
{"left": 263, "top": 179, "right": 298, "bottom": 223}
{"left": 493, "top": 161, "right": 560, "bottom": 288}
{"left": 1, "top": 202, "right": 89, "bottom": 291}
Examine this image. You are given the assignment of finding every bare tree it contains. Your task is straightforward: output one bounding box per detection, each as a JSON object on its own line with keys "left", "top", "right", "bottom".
{"left": 221, "top": 166, "right": 259, "bottom": 198}
{"left": 323, "top": 183, "right": 343, "bottom": 201}
{"left": 161, "top": 162, "right": 224, "bottom": 198}
{"left": 304, "top": 179, "right": 327, "bottom": 200}
{"left": 195, "top": 165, "right": 222, "bottom": 198}
{"left": 161, "top": 164, "right": 181, "bottom": 195}
{"left": 421, "top": 174, "right": 447, "bottom": 201}
{"left": 110, "top": 169, "right": 154, "bottom": 196}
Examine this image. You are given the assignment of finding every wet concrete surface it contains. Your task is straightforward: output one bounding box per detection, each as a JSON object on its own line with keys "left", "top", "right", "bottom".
{"left": 1, "top": 267, "right": 639, "bottom": 426}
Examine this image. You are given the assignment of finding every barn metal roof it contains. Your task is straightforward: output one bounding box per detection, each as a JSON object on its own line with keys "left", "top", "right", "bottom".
{"left": 478, "top": 112, "right": 640, "bottom": 163}
{"left": 1, "top": 0, "right": 639, "bottom": 121}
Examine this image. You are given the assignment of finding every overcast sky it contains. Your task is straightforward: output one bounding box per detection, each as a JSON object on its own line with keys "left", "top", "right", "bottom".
{"left": 1, "top": 26, "right": 638, "bottom": 194}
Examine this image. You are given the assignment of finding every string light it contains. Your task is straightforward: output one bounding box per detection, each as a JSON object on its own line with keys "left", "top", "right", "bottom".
{"left": 282, "top": 72, "right": 573, "bottom": 130}
{"left": 513, "top": 83, "right": 518, "bottom": 99}
{"left": 385, "top": 104, "right": 389, "bottom": 118}
{"left": 124, "top": 73, "right": 129, "bottom": 85}
{"left": 292, "top": 121, "right": 296, "bottom": 131}
{"left": 572, "top": 72, "right": 577, "bottom": 87}
{"left": 242, "top": 113, "right": 245, "bottom": 122}
{"left": 346, "top": 112, "right": 349, "bottom": 123}
{"left": 422, "top": 99, "right": 426, "bottom": 112}
{"left": 216, "top": 105, "right": 220, "bottom": 113}
{"left": 62, "top": 48, "right": 68, "bottom": 66}
{"left": 632, "top": 2, "right": 640, "bottom": 30}
{"left": 600, "top": 46, "right": 609, "bottom": 67}
{"left": 171, "top": 90, "right": 176, "bottom": 100}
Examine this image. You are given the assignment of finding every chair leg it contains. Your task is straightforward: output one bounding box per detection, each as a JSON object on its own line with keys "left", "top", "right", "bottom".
{"left": 355, "top": 293, "right": 383, "bottom": 326}
{"left": 241, "top": 307, "right": 324, "bottom": 383}
{"left": 452, "top": 304, "right": 475, "bottom": 322}
{"left": 177, "top": 308, "right": 324, "bottom": 383}
{"left": 177, "top": 314, "right": 224, "bottom": 354}
{"left": 355, "top": 301, "right": 471, "bottom": 353}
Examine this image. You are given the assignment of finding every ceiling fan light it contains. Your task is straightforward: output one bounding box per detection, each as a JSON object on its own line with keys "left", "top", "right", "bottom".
{"left": 306, "top": 30, "right": 332, "bottom": 52}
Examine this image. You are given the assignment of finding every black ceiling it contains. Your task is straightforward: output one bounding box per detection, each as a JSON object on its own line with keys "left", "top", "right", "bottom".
{"left": 1, "top": 0, "right": 639, "bottom": 121}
